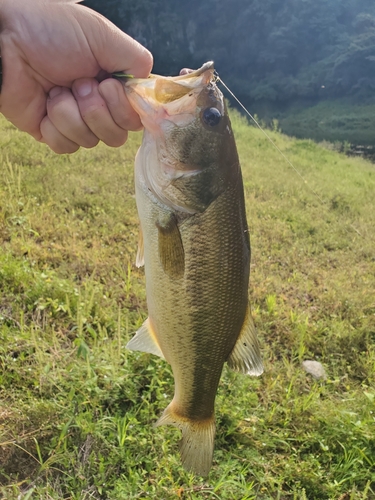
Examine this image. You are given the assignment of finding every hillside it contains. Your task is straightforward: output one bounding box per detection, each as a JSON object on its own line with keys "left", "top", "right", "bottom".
{"left": 0, "top": 113, "right": 374, "bottom": 499}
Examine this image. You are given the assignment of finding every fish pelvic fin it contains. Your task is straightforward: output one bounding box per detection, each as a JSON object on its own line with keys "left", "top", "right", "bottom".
{"left": 227, "top": 305, "right": 263, "bottom": 376}
{"left": 136, "top": 226, "right": 144, "bottom": 268}
{"left": 154, "top": 403, "right": 215, "bottom": 477}
{"left": 126, "top": 318, "right": 165, "bottom": 359}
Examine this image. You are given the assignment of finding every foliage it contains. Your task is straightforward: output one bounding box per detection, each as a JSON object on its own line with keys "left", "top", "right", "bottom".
{"left": 0, "top": 114, "right": 375, "bottom": 499}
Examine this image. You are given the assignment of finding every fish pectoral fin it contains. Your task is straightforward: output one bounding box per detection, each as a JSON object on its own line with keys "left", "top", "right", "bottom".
{"left": 227, "top": 306, "right": 263, "bottom": 376}
{"left": 156, "top": 213, "right": 185, "bottom": 279}
{"left": 126, "top": 318, "right": 165, "bottom": 359}
{"left": 154, "top": 402, "right": 215, "bottom": 477}
{"left": 136, "top": 226, "right": 144, "bottom": 268}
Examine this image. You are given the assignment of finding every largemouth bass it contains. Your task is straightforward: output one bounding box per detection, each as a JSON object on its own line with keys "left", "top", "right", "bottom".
{"left": 124, "top": 62, "right": 263, "bottom": 476}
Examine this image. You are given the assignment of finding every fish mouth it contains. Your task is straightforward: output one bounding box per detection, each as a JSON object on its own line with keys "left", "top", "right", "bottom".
{"left": 124, "top": 62, "right": 215, "bottom": 124}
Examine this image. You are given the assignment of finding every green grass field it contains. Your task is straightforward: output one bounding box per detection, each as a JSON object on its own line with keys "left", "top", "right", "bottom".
{"left": 0, "top": 111, "right": 374, "bottom": 499}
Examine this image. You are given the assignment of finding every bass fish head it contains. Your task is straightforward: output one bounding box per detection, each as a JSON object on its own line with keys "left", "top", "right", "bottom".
{"left": 124, "top": 62, "right": 240, "bottom": 214}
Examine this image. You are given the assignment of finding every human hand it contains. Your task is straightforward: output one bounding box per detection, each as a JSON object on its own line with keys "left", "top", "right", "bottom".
{"left": 0, "top": 0, "right": 153, "bottom": 153}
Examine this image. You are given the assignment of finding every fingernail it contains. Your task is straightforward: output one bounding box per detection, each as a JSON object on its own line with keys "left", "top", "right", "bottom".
{"left": 49, "top": 87, "right": 62, "bottom": 99}
{"left": 76, "top": 80, "right": 92, "bottom": 97}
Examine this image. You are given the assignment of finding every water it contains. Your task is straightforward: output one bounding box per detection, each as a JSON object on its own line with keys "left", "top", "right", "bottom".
{"left": 347, "top": 145, "right": 375, "bottom": 163}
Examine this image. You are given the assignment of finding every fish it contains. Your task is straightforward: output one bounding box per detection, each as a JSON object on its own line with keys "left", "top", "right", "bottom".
{"left": 123, "top": 61, "right": 263, "bottom": 476}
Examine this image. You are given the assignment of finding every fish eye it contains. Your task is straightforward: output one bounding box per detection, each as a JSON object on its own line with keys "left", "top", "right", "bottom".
{"left": 202, "top": 107, "right": 221, "bottom": 127}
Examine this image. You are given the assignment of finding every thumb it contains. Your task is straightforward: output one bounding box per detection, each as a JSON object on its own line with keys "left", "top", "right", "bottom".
{"left": 77, "top": 6, "right": 153, "bottom": 78}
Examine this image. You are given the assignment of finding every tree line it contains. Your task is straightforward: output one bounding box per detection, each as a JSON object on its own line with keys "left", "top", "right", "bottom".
{"left": 84, "top": 0, "right": 375, "bottom": 106}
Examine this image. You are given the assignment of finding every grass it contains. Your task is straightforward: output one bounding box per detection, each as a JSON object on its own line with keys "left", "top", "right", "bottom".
{"left": 0, "top": 111, "right": 374, "bottom": 499}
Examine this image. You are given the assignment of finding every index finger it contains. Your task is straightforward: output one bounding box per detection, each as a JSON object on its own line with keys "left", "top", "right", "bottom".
{"left": 80, "top": 9, "right": 153, "bottom": 77}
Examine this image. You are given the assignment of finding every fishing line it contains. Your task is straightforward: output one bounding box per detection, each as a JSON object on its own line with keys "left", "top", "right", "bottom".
{"left": 215, "top": 72, "right": 327, "bottom": 206}
{"left": 215, "top": 72, "right": 363, "bottom": 237}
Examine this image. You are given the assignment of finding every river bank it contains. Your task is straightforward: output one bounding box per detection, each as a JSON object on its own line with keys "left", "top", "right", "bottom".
{"left": 247, "top": 97, "right": 375, "bottom": 149}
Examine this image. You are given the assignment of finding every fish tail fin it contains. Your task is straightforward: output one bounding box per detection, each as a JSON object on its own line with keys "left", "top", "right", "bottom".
{"left": 154, "top": 403, "right": 215, "bottom": 476}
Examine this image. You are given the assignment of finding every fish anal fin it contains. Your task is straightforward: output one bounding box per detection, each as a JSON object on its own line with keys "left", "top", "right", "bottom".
{"left": 126, "top": 318, "right": 165, "bottom": 359}
{"left": 154, "top": 402, "right": 215, "bottom": 476}
{"left": 227, "top": 306, "right": 263, "bottom": 376}
{"left": 156, "top": 213, "right": 185, "bottom": 279}
{"left": 136, "top": 226, "right": 144, "bottom": 268}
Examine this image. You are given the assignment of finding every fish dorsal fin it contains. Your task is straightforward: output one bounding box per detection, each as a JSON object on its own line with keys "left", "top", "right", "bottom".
{"left": 227, "top": 306, "right": 263, "bottom": 375}
{"left": 156, "top": 213, "right": 185, "bottom": 279}
{"left": 136, "top": 226, "right": 145, "bottom": 268}
{"left": 126, "top": 318, "right": 165, "bottom": 359}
